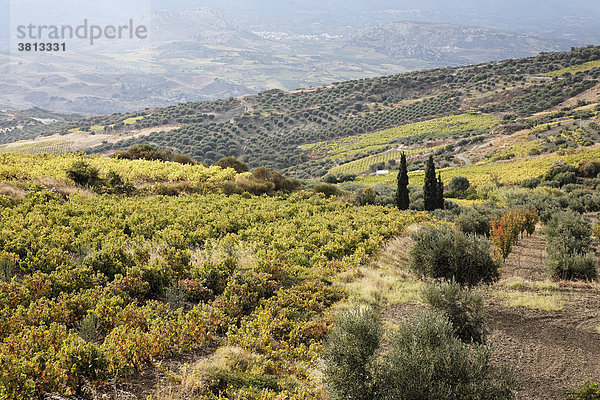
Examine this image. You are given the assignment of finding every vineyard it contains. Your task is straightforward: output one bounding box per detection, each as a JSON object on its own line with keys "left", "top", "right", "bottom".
{"left": 0, "top": 154, "right": 237, "bottom": 184}
{"left": 302, "top": 113, "right": 501, "bottom": 162}
{"left": 1, "top": 46, "right": 600, "bottom": 400}
{"left": 329, "top": 145, "right": 444, "bottom": 175}
{"left": 0, "top": 184, "right": 429, "bottom": 398}
{"left": 360, "top": 147, "right": 600, "bottom": 186}
{"left": 0, "top": 141, "right": 73, "bottom": 156}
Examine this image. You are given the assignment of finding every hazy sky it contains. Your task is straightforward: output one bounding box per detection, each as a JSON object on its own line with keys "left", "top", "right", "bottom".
{"left": 147, "top": 1, "right": 600, "bottom": 40}
{"left": 1, "top": 0, "right": 599, "bottom": 42}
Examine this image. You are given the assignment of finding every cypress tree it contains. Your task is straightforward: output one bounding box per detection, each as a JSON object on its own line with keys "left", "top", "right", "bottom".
{"left": 423, "top": 155, "right": 437, "bottom": 211}
{"left": 396, "top": 152, "right": 410, "bottom": 210}
{"left": 437, "top": 173, "right": 445, "bottom": 210}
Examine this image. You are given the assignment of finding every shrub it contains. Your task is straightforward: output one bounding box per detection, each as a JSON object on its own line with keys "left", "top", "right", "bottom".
{"left": 409, "top": 225, "right": 499, "bottom": 286}
{"left": 153, "top": 184, "right": 182, "bottom": 196}
{"left": 545, "top": 252, "right": 598, "bottom": 281}
{"left": 448, "top": 176, "right": 470, "bottom": 192}
{"left": 540, "top": 180, "right": 560, "bottom": 188}
{"left": 276, "top": 178, "right": 302, "bottom": 192}
{"left": 313, "top": 183, "right": 341, "bottom": 197}
{"left": 543, "top": 164, "right": 579, "bottom": 181}
{"left": 113, "top": 144, "right": 173, "bottom": 161}
{"left": 173, "top": 153, "right": 196, "bottom": 165}
{"left": 378, "top": 310, "right": 516, "bottom": 400}
{"left": 324, "top": 174, "right": 356, "bottom": 184}
{"left": 66, "top": 160, "right": 100, "bottom": 187}
{"left": 476, "top": 181, "right": 498, "bottom": 200}
{"left": 555, "top": 171, "right": 577, "bottom": 187}
{"left": 221, "top": 181, "right": 244, "bottom": 196}
{"left": 577, "top": 159, "right": 600, "bottom": 178}
{"left": 323, "top": 174, "right": 338, "bottom": 184}
{"left": 569, "top": 197, "right": 587, "bottom": 214}
{"left": 100, "top": 171, "right": 135, "bottom": 195}
{"left": 356, "top": 187, "right": 377, "bottom": 205}
{"left": 215, "top": 156, "right": 249, "bottom": 173}
{"left": 236, "top": 176, "right": 275, "bottom": 195}
{"left": 520, "top": 177, "right": 540, "bottom": 189}
{"left": 545, "top": 211, "right": 597, "bottom": 281}
{"left": 455, "top": 209, "right": 490, "bottom": 236}
{"left": 372, "top": 184, "right": 396, "bottom": 206}
{"left": 421, "top": 281, "right": 487, "bottom": 344}
{"left": 545, "top": 211, "right": 593, "bottom": 255}
{"left": 323, "top": 306, "right": 381, "bottom": 400}
{"left": 570, "top": 382, "right": 600, "bottom": 400}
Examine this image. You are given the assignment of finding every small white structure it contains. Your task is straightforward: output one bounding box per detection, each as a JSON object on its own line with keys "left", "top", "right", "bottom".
{"left": 375, "top": 170, "right": 390, "bottom": 175}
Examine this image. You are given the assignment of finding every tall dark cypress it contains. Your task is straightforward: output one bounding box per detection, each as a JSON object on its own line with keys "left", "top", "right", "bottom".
{"left": 437, "top": 173, "right": 445, "bottom": 210}
{"left": 423, "top": 155, "right": 437, "bottom": 211}
{"left": 396, "top": 152, "right": 410, "bottom": 210}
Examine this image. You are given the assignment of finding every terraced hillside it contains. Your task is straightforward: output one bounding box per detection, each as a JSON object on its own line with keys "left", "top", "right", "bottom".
{"left": 3, "top": 46, "right": 600, "bottom": 180}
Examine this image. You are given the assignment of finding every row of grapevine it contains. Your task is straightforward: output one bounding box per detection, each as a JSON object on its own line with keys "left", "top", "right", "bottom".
{"left": 0, "top": 141, "right": 73, "bottom": 156}
{"left": 543, "top": 60, "right": 600, "bottom": 77}
{"left": 359, "top": 147, "right": 600, "bottom": 186}
{"left": 302, "top": 113, "right": 501, "bottom": 160}
{"left": 0, "top": 185, "right": 431, "bottom": 398}
{"left": 329, "top": 145, "right": 444, "bottom": 175}
{"left": 0, "top": 153, "right": 237, "bottom": 183}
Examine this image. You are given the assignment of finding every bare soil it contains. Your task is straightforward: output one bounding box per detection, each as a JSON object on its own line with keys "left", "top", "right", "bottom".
{"left": 487, "top": 235, "right": 600, "bottom": 399}
{"left": 385, "top": 234, "right": 600, "bottom": 400}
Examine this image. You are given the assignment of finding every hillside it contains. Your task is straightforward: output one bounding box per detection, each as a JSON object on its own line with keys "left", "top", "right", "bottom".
{"left": 350, "top": 21, "right": 571, "bottom": 64}
{"left": 4, "top": 46, "right": 600, "bottom": 182}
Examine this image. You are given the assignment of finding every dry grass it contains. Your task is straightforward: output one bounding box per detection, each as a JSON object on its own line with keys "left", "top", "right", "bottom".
{"left": 494, "top": 289, "right": 565, "bottom": 311}
{"left": 376, "top": 234, "right": 414, "bottom": 269}
{"left": 342, "top": 266, "right": 424, "bottom": 306}
{"left": 494, "top": 273, "right": 564, "bottom": 312}
{"left": 0, "top": 183, "right": 25, "bottom": 199}
{"left": 499, "top": 277, "right": 559, "bottom": 292}
{"left": 153, "top": 347, "right": 260, "bottom": 400}
{"left": 337, "top": 231, "right": 425, "bottom": 307}
{"left": 36, "top": 177, "right": 94, "bottom": 198}
{"left": 191, "top": 238, "right": 255, "bottom": 271}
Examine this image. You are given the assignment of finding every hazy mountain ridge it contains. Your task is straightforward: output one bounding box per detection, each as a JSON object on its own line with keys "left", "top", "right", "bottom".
{"left": 140, "top": 8, "right": 248, "bottom": 43}
{"left": 350, "top": 21, "right": 574, "bottom": 64}
{"left": 0, "top": 7, "right": 584, "bottom": 115}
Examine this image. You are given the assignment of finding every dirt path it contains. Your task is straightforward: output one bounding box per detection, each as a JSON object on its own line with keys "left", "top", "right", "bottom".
{"left": 454, "top": 153, "right": 472, "bottom": 166}
{"left": 501, "top": 234, "right": 548, "bottom": 281}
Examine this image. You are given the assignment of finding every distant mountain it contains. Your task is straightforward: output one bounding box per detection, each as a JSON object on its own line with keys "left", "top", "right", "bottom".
{"left": 140, "top": 8, "right": 246, "bottom": 43}
{"left": 350, "top": 22, "right": 574, "bottom": 65}
{"left": 0, "top": 7, "right": 581, "bottom": 115}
